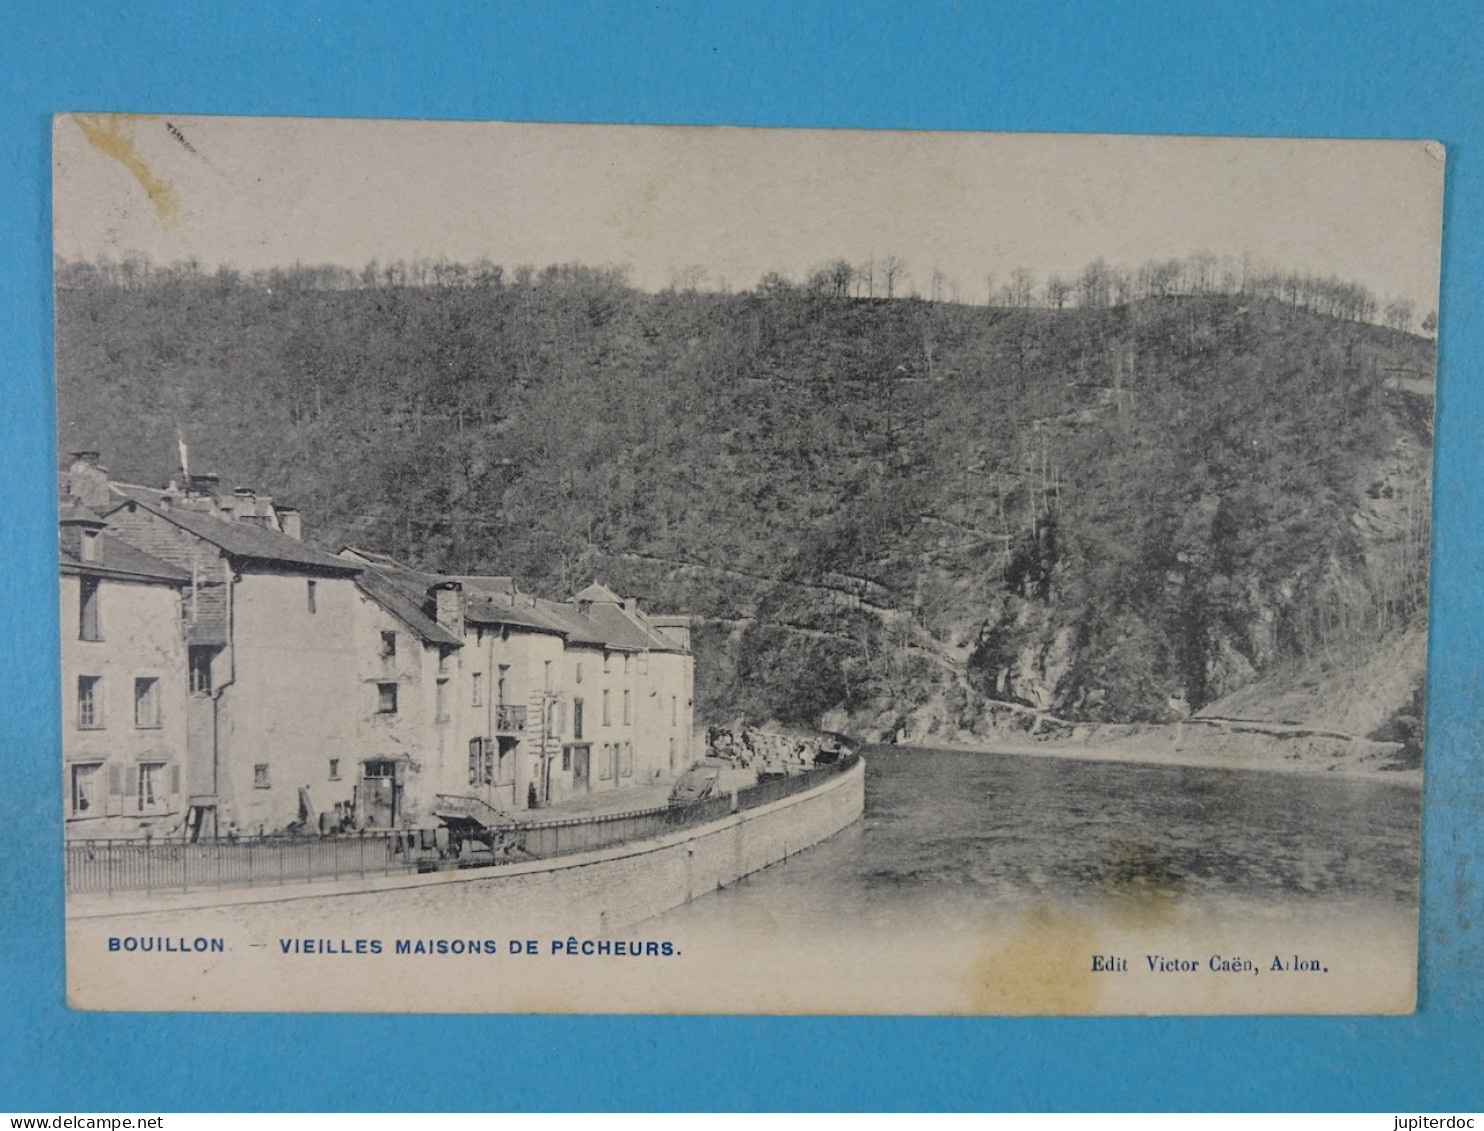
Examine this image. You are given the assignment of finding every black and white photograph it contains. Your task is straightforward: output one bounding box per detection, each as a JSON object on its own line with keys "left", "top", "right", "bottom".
{"left": 54, "top": 116, "right": 1442, "bottom": 1014}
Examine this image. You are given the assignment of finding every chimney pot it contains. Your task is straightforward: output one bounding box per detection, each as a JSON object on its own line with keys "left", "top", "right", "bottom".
{"left": 433, "top": 583, "right": 465, "bottom": 638}
{"left": 66, "top": 452, "right": 112, "bottom": 509}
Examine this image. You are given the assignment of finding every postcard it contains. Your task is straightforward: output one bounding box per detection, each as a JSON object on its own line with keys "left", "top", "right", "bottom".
{"left": 53, "top": 116, "right": 1442, "bottom": 1013}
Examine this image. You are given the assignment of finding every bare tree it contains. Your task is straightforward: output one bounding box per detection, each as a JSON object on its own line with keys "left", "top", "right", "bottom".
{"left": 1383, "top": 299, "right": 1415, "bottom": 333}
{"left": 669, "top": 264, "right": 707, "bottom": 293}
{"left": 1044, "top": 276, "right": 1071, "bottom": 310}
{"left": 880, "top": 255, "right": 906, "bottom": 299}
{"left": 1078, "top": 259, "right": 1111, "bottom": 308}
{"left": 1008, "top": 266, "right": 1036, "bottom": 309}
{"left": 829, "top": 259, "right": 855, "bottom": 298}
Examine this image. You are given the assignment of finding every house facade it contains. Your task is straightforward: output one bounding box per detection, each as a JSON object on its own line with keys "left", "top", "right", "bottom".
{"left": 343, "top": 555, "right": 697, "bottom": 818}
{"left": 68, "top": 453, "right": 363, "bottom": 836}
{"left": 61, "top": 452, "right": 697, "bottom": 839}
{"left": 59, "top": 502, "right": 192, "bottom": 840}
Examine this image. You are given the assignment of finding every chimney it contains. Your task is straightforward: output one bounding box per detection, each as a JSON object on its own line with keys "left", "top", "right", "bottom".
{"left": 59, "top": 505, "right": 107, "bottom": 563}
{"left": 67, "top": 451, "right": 112, "bottom": 510}
{"left": 186, "top": 472, "right": 220, "bottom": 499}
{"left": 278, "top": 506, "right": 302, "bottom": 541}
{"left": 231, "top": 488, "right": 275, "bottom": 527}
{"left": 433, "top": 582, "right": 465, "bottom": 638}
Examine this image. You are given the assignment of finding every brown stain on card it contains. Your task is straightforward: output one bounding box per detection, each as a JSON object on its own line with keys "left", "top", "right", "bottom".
{"left": 964, "top": 839, "right": 1187, "bottom": 1013}
{"left": 964, "top": 904, "right": 1103, "bottom": 1014}
{"left": 72, "top": 114, "right": 181, "bottom": 227}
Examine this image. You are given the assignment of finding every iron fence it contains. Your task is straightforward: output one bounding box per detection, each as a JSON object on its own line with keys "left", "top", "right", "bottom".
{"left": 64, "top": 829, "right": 435, "bottom": 896}
{"left": 516, "top": 793, "right": 735, "bottom": 860}
{"left": 65, "top": 752, "right": 860, "bottom": 896}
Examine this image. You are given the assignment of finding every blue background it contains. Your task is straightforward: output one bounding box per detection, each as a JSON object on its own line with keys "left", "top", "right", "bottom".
{"left": 2, "top": 1, "right": 1480, "bottom": 1112}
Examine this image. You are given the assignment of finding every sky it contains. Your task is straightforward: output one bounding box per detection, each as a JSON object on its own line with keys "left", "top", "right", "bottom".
{"left": 53, "top": 114, "right": 1445, "bottom": 311}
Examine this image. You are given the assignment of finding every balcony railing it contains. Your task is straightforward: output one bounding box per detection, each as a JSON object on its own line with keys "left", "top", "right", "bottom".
{"left": 493, "top": 703, "right": 527, "bottom": 732}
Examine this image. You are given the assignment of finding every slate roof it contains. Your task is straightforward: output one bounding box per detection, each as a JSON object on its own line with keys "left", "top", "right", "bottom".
{"left": 346, "top": 551, "right": 688, "bottom": 653}
{"left": 59, "top": 533, "right": 191, "bottom": 586}
{"left": 110, "top": 487, "right": 359, "bottom": 574}
{"left": 573, "top": 581, "right": 624, "bottom": 604}
{"left": 463, "top": 591, "right": 571, "bottom": 636}
{"left": 354, "top": 569, "right": 463, "bottom": 648}
{"left": 339, "top": 547, "right": 446, "bottom": 598}
{"left": 59, "top": 500, "right": 107, "bottom": 526}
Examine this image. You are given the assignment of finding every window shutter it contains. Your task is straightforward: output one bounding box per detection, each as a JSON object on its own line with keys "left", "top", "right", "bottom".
{"left": 170, "top": 763, "right": 181, "bottom": 794}
{"left": 108, "top": 764, "right": 123, "bottom": 795}
{"left": 124, "top": 765, "right": 139, "bottom": 809}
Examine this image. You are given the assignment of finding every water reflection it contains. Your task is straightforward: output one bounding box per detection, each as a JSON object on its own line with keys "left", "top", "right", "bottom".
{"left": 659, "top": 745, "right": 1421, "bottom": 934}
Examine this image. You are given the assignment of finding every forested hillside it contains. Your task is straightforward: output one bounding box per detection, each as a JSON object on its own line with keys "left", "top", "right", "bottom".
{"left": 54, "top": 261, "right": 1435, "bottom": 744}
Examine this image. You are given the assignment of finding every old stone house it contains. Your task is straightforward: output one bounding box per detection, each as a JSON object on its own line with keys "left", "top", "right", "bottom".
{"left": 60, "top": 452, "right": 697, "bottom": 838}
{"left": 67, "top": 453, "right": 363, "bottom": 837}
{"left": 59, "top": 501, "right": 191, "bottom": 840}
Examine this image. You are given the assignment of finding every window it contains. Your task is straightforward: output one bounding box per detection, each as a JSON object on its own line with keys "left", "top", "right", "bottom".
{"left": 435, "top": 678, "right": 449, "bottom": 721}
{"left": 602, "top": 689, "right": 611, "bottom": 726}
{"left": 254, "top": 763, "right": 271, "bottom": 789}
{"left": 561, "top": 745, "right": 572, "bottom": 771}
{"left": 138, "top": 762, "right": 167, "bottom": 809}
{"left": 328, "top": 758, "right": 341, "bottom": 780}
{"left": 671, "top": 694, "right": 678, "bottom": 726}
{"left": 544, "top": 659, "right": 552, "bottom": 690}
{"left": 380, "top": 630, "right": 397, "bottom": 658}
{"left": 603, "top": 652, "right": 611, "bottom": 674}
{"left": 437, "top": 648, "right": 450, "bottom": 675}
{"left": 77, "top": 676, "right": 102, "bottom": 728}
{"left": 575, "top": 662, "right": 583, "bottom": 684}
{"left": 573, "top": 698, "right": 584, "bottom": 740}
{"left": 80, "top": 529, "right": 100, "bottom": 562}
{"left": 599, "top": 743, "right": 613, "bottom": 780}
{"left": 619, "top": 742, "right": 634, "bottom": 778}
{"left": 471, "top": 672, "right": 483, "bottom": 707}
{"left": 497, "top": 665, "right": 509, "bottom": 705}
{"left": 623, "top": 689, "right": 632, "bottom": 725}
{"left": 189, "top": 646, "right": 213, "bottom": 694}
{"left": 377, "top": 683, "right": 399, "bottom": 714}
{"left": 469, "top": 738, "right": 496, "bottom": 786}
{"left": 134, "top": 677, "right": 161, "bottom": 728}
{"left": 79, "top": 576, "right": 101, "bottom": 641}
{"left": 70, "top": 762, "right": 101, "bottom": 815}
{"left": 364, "top": 759, "right": 397, "bottom": 779}
{"left": 306, "top": 579, "right": 317, "bottom": 614}
{"left": 623, "top": 653, "right": 631, "bottom": 675}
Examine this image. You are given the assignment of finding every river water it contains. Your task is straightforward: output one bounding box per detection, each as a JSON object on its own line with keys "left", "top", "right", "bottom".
{"left": 656, "top": 745, "right": 1422, "bottom": 936}
{"left": 66, "top": 745, "right": 1424, "bottom": 1013}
